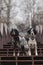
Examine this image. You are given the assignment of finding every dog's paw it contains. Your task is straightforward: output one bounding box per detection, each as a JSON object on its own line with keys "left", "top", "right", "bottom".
{"left": 29, "top": 53, "right": 31, "bottom": 56}
{"left": 17, "top": 53, "right": 20, "bottom": 56}
{"left": 35, "top": 53, "right": 38, "bottom": 56}
{"left": 13, "top": 53, "right": 15, "bottom": 56}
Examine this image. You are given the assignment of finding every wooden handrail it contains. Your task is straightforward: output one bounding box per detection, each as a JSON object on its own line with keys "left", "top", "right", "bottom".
{"left": 34, "top": 60, "right": 43, "bottom": 62}
{"left": 0, "top": 48, "right": 43, "bottom": 57}
{"left": 0, "top": 60, "right": 32, "bottom": 62}
{"left": 0, "top": 48, "right": 42, "bottom": 52}
{"left": 0, "top": 55, "right": 43, "bottom": 57}
{"left": 0, "top": 59, "right": 42, "bottom": 62}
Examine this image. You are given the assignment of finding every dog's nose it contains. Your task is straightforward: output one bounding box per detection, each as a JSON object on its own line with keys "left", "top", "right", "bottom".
{"left": 32, "top": 33, "right": 33, "bottom": 35}
{"left": 31, "top": 44, "right": 32, "bottom": 46}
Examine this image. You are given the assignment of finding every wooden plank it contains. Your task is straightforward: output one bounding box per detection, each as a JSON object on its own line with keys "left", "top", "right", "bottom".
{"left": 0, "top": 60, "right": 32, "bottom": 62}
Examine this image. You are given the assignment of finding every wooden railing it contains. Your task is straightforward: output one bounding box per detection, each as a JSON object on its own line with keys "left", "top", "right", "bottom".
{"left": 0, "top": 48, "right": 43, "bottom": 56}
{"left": 0, "top": 48, "right": 42, "bottom": 65}
{"left": 0, "top": 41, "right": 42, "bottom": 65}
{"left": 0, "top": 55, "right": 43, "bottom": 65}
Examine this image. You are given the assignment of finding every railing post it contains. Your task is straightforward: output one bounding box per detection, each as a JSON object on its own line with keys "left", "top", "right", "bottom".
{"left": 0, "top": 57, "right": 1, "bottom": 65}
{"left": 16, "top": 56, "right": 18, "bottom": 65}
{"left": 40, "top": 48, "right": 42, "bottom": 56}
{"left": 7, "top": 49, "right": 9, "bottom": 56}
{"left": 32, "top": 56, "right": 34, "bottom": 65}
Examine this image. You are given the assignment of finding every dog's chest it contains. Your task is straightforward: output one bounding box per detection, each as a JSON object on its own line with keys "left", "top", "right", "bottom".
{"left": 29, "top": 39, "right": 35, "bottom": 48}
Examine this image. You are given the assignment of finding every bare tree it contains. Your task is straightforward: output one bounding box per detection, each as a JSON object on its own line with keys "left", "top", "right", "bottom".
{"left": 0, "top": 0, "right": 2, "bottom": 22}
{"left": 0, "top": 0, "right": 43, "bottom": 34}
{"left": 14, "top": 0, "right": 37, "bottom": 31}
{"left": 0, "top": 0, "right": 11, "bottom": 35}
{"left": 4, "top": 0, "right": 11, "bottom": 25}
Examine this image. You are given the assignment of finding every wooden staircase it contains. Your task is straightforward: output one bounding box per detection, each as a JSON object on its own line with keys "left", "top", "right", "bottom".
{"left": 0, "top": 42, "right": 43, "bottom": 65}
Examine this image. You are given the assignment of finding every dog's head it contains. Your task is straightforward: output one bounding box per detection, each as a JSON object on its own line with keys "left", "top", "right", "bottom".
{"left": 10, "top": 28, "right": 19, "bottom": 37}
{"left": 27, "top": 28, "right": 37, "bottom": 40}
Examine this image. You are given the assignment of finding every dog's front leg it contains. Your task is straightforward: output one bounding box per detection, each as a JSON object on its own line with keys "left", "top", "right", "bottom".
{"left": 35, "top": 44, "right": 38, "bottom": 56}
{"left": 28, "top": 46, "right": 31, "bottom": 56}
{"left": 13, "top": 51, "right": 15, "bottom": 56}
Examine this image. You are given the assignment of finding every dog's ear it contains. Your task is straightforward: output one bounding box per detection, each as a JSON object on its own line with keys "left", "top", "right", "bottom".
{"left": 13, "top": 29, "right": 19, "bottom": 36}
{"left": 27, "top": 29, "right": 31, "bottom": 34}
{"left": 33, "top": 29, "right": 37, "bottom": 35}
{"left": 27, "top": 28, "right": 32, "bottom": 34}
{"left": 10, "top": 29, "right": 13, "bottom": 36}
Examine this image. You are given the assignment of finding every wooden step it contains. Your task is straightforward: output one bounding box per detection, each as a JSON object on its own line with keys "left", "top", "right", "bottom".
{"left": 0, "top": 55, "right": 43, "bottom": 65}
{"left": 3, "top": 45, "right": 13, "bottom": 49}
